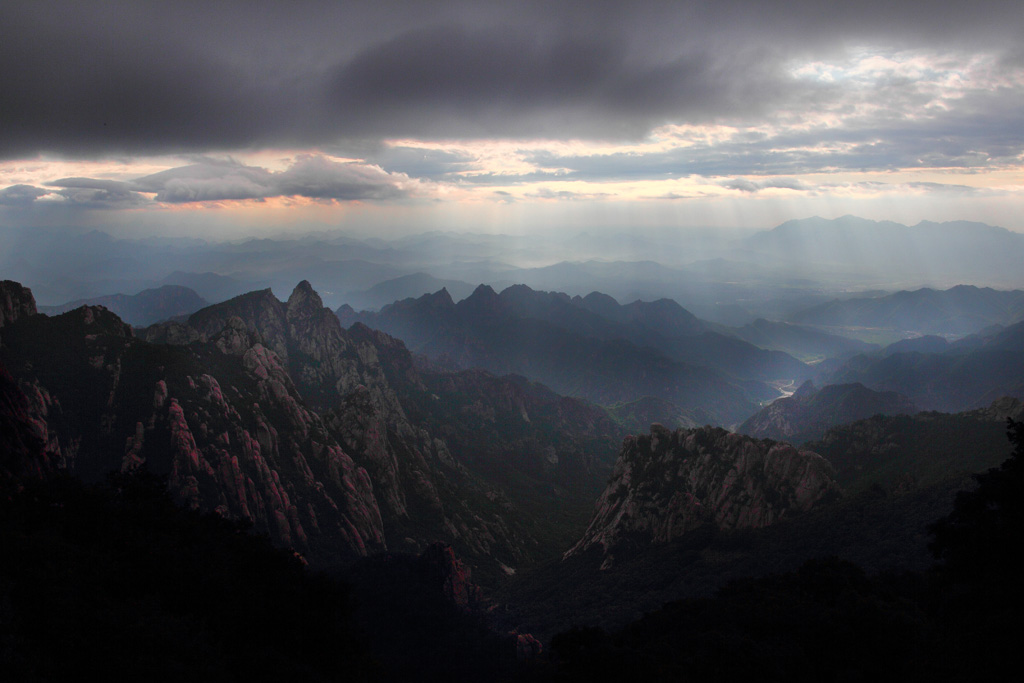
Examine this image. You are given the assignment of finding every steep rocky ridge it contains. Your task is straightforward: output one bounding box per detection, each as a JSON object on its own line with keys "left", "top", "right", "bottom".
{"left": 337, "top": 322, "right": 629, "bottom": 563}
{"left": 1, "top": 360, "right": 50, "bottom": 488}
{"left": 789, "top": 285, "right": 1024, "bottom": 337}
{"left": 1, "top": 280, "right": 38, "bottom": 345}
{"left": 147, "top": 281, "right": 622, "bottom": 575}
{"left": 359, "top": 284, "right": 812, "bottom": 385}
{"left": 566, "top": 424, "right": 839, "bottom": 564}
{"left": 738, "top": 381, "right": 918, "bottom": 444}
{"left": 397, "top": 368, "right": 623, "bottom": 487}
{"left": 145, "top": 283, "right": 529, "bottom": 569}
{"left": 1, "top": 289, "right": 385, "bottom": 562}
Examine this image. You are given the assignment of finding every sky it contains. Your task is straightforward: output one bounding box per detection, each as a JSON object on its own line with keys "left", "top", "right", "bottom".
{"left": 2, "top": 0, "right": 1023, "bottom": 239}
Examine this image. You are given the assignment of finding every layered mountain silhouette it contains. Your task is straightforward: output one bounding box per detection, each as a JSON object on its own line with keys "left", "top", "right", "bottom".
{"left": 789, "top": 284, "right": 1024, "bottom": 338}
{"left": 738, "top": 381, "right": 918, "bottom": 444}
{"left": 822, "top": 320, "right": 1024, "bottom": 412}
{"left": 37, "top": 284, "right": 208, "bottom": 326}
{"left": 345, "top": 284, "right": 816, "bottom": 425}
{"left": 728, "top": 317, "right": 878, "bottom": 362}
{"left": 744, "top": 216, "right": 1024, "bottom": 287}
{"left": 342, "top": 272, "right": 476, "bottom": 311}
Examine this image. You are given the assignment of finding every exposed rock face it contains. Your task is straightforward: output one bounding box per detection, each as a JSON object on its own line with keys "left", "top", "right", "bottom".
{"left": 418, "top": 542, "right": 482, "bottom": 609}
{"left": 0, "top": 361, "right": 50, "bottom": 488}
{"left": 147, "top": 282, "right": 534, "bottom": 567}
{"left": 512, "top": 632, "right": 543, "bottom": 661}
{"left": 738, "top": 382, "right": 918, "bottom": 444}
{"left": 976, "top": 396, "right": 1024, "bottom": 422}
{"left": 155, "top": 281, "right": 405, "bottom": 416}
{"left": 181, "top": 288, "right": 290, "bottom": 361}
{"left": 1, "top": 287, "right": 385, "bottom": 562}
{"left": 6, "top": 279, "right": 632, "bottom": 573}
{"left": 566, "top": 425, "right": 839, "bottom": 562}
{"left": 0, "top": 280, "right": 37, "bottom": 345}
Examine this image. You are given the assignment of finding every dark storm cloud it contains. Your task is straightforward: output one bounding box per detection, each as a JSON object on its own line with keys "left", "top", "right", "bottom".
{"left": 2, "top": 1, "right": 1022, "bottom": 158}
{"left": 324, "top": 25, "right": 797, "bottom": 139}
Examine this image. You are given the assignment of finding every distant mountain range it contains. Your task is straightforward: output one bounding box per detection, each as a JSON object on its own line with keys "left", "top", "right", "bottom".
{"left": 788, "top": 284, "right": 1024, "bottom": 338}
{"left": 8, "top": 217, "right": 1024, "bottom": 322}
{"left": 822, "top": 320, "right": 1024, "bottom": 412}
{"left": 6, "top": 271, "right": 1022, "bottom": 679}
{"left": 744, "top": 216, "right": 1024, "bottom": 288}
{"left": 738, "top": 381, "right": 918, "bottom": 444}
{"left": 342, "top": 272, "right": 476, "bottom": 311}
{"left": 728, "top": 318, "right": 878, "bottom": 362}
{"left": 344, "top": 284, "right": 814, "bottom": 425}
{"left": 37, "top": 284, "right": 208, "bottom": 326}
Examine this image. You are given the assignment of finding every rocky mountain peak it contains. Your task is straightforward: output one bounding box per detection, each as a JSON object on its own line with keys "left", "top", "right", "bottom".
{"left": 424, "top": 287, "right": 455, "bottom": 308}
{"left": 566, "top": 425, "right": 839, "bottom": 563}
{"left": 287, "top": 280, "right": 324, "bottom": 314}
{"left": 334, "top": 303, "right": 358, "bottom": 328}
{"left": 978, "top": 396, "right": 1024, "bottom": 421}
{"left": 468, "top": 283, "right": 498, "bottom": 300}
{"left": 68, "top": 305, "right": 135, "bottom": 337}
{"left": 185, "top": 288, "right": 289, "bottom": 361}
{"left": 211, "top": 316, "right": 261, "bottom": 356}
{"left": 580, "top": 290, "right": 620, "bottom": 316}
{"left": 457, "top": 283, "right": 505, "bottom": 317}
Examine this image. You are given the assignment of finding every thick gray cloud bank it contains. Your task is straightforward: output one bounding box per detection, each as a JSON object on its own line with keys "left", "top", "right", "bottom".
{"left": 22, "top": 156, "right": 413, "bottom": 207}
{"left": 2, "top": 0, "right": 1022, "bottom": 157}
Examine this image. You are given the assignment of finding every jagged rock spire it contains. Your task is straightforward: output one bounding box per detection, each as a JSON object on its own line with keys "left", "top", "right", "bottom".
{"left": 287, "top": 280, "right": 324, "bottom": 314}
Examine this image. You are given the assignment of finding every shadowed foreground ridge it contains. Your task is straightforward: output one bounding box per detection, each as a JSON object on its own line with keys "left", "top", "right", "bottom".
{"left": 546, "top": 419, "right": 1024, "bottom": 682}
{"left": 0, "top": 473, "right": 376, "bottom": 681}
